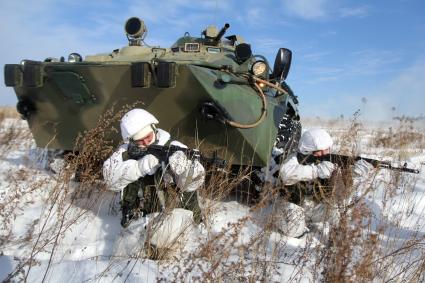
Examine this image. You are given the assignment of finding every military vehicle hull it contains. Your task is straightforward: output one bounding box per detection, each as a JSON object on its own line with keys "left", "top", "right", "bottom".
{"left": 4, "top": 18, "right": 300, "bottom": 167}
{"left": 9, "top": 62, "right": 292, "bottom": 166}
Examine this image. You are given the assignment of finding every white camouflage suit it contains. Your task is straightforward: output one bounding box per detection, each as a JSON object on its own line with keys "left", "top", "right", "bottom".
{"left": 103, "top": 109, "right": 205, "bottom": 195}
{"left": 279, "top": 128, "right": 372, "bottom": 188}
{"left": 277, "top": 128, "right": 374, "bottom": 226}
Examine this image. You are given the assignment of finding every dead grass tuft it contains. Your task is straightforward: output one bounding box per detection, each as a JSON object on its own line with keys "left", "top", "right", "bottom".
{"left": 0, "top": 106, "right": 19, "bottom": 122}
{"left": 370, "top": 118, "right": 425, "bottom": 149}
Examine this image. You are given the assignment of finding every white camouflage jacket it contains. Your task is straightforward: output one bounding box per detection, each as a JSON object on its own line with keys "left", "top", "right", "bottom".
{"left": 279, "top": 152, "right": 377, "bottom": 200}
{"left": 103, "top": 129, "right": 205, "bottom": 193}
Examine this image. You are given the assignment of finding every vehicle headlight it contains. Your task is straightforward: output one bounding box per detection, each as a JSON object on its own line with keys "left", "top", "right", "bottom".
{"left": 251, "top": 60, "right": 267, "bottom": 76}
{"left": 68, "top": 53, "right": 82, "bottom": 63}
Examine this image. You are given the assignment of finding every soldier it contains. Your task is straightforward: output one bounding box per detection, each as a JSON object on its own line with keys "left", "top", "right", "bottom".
{"left": 277, "top": 128, "right": 372, "bottom": 223}
{"left": 103, "top": 108, "right": 205, "bottom": 227}
{"left": 279, "top": 128, "right": 336, "bottom": 192}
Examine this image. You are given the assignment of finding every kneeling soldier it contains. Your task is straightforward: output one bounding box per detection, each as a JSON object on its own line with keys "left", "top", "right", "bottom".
{"left": 103, "top": 108, "right": 205, "bottom": 227}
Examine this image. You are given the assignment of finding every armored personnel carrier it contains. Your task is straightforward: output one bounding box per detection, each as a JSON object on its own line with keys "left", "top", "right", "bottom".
{"left": 4, "top": 17, "right": 300, "bottom": 167}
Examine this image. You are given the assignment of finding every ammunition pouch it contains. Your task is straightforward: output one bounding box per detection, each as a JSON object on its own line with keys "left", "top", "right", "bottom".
{"left": 282, "top": 178, "right": 333, "bottom": 204}
{"left": 120, "top": 154, "right": 203, "bottom": 226}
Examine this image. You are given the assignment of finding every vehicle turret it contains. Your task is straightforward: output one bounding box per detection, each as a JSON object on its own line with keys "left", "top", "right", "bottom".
{"left": 202, "top": 23, "right": 230, "bottom": 46}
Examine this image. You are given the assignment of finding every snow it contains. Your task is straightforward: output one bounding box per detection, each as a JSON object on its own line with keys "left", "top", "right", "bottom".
{"left": 1, "top": 118, "right": 424, "bottom": 282}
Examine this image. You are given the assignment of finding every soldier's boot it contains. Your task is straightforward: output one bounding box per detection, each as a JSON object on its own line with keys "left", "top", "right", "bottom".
{"left": 120, "top": 183, "right": 143, "bottom": 227}
{"left": 120, "top": 199, "right": 142, "bottom": 228}
{"left": 120, "top": 203, "right": 132, "bottom": 228}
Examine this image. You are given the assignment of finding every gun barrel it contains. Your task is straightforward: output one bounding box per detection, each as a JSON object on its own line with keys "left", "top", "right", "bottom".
{"left": 357, "top": 156, "right": 420, "bottom": 174}
{"left": 384, "top": 163, "right": 420, "bottom": 174}
{"left": 393, "top": 167, "right": 420, "bottom": 174}
{"left": 215, "top": 23, "right": 230, "bottom": 43}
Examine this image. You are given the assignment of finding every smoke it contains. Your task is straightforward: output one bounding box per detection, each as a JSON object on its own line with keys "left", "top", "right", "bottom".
{"left": 362, "top": 57, "right": 425, "bottom": 121}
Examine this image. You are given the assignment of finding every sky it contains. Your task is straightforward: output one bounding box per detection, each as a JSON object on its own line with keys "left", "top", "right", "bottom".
{"left": 0, "top": 0, "right": 424, "bottom": 120}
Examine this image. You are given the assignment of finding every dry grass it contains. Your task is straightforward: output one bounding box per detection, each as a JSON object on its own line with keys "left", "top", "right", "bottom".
{"left": 0, "top": 107, "right": 31, "bottom": 150}
{"left": 0, "top": 103, "right": 137, "bottom": 281}
{"left": 1, "top": 110, "right": 424, "bottom": 282}
{"left": 156, "top": 114, "right": 425, "bottom": 282}
{"left": 0, "top": 106, "right": 19, "bottom": 121}
{"left": 370, "top": 117, "right": 425, "bottom": 151}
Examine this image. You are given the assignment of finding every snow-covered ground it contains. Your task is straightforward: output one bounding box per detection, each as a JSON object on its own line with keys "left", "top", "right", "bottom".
{"left": 1, "top": 117, "right": 424, "bottom": 282}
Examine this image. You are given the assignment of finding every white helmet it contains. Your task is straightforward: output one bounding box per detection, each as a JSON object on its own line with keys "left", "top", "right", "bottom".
{"left": 298, "top": 128, "right": 333, "bottom": 155}
{"left": 120, "top": 109, "right": 159, "bottom": 142}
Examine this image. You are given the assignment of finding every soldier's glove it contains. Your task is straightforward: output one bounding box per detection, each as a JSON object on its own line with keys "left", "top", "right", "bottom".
{"left": 169, "top": 151, "right": 205, "bottom": 192}
{"left": 316, "top": 161, "right": 336, "bottom": 179}
{"left": 138, "top": 154, "right": 160, "bottom": 177}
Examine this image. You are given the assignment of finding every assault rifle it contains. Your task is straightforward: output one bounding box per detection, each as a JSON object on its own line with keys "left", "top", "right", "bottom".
{"left": 125, "top": 140, "right": 227, "bottom": 168}
{"left": 297, "top": 153, "right": 420, "bottom": 174}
